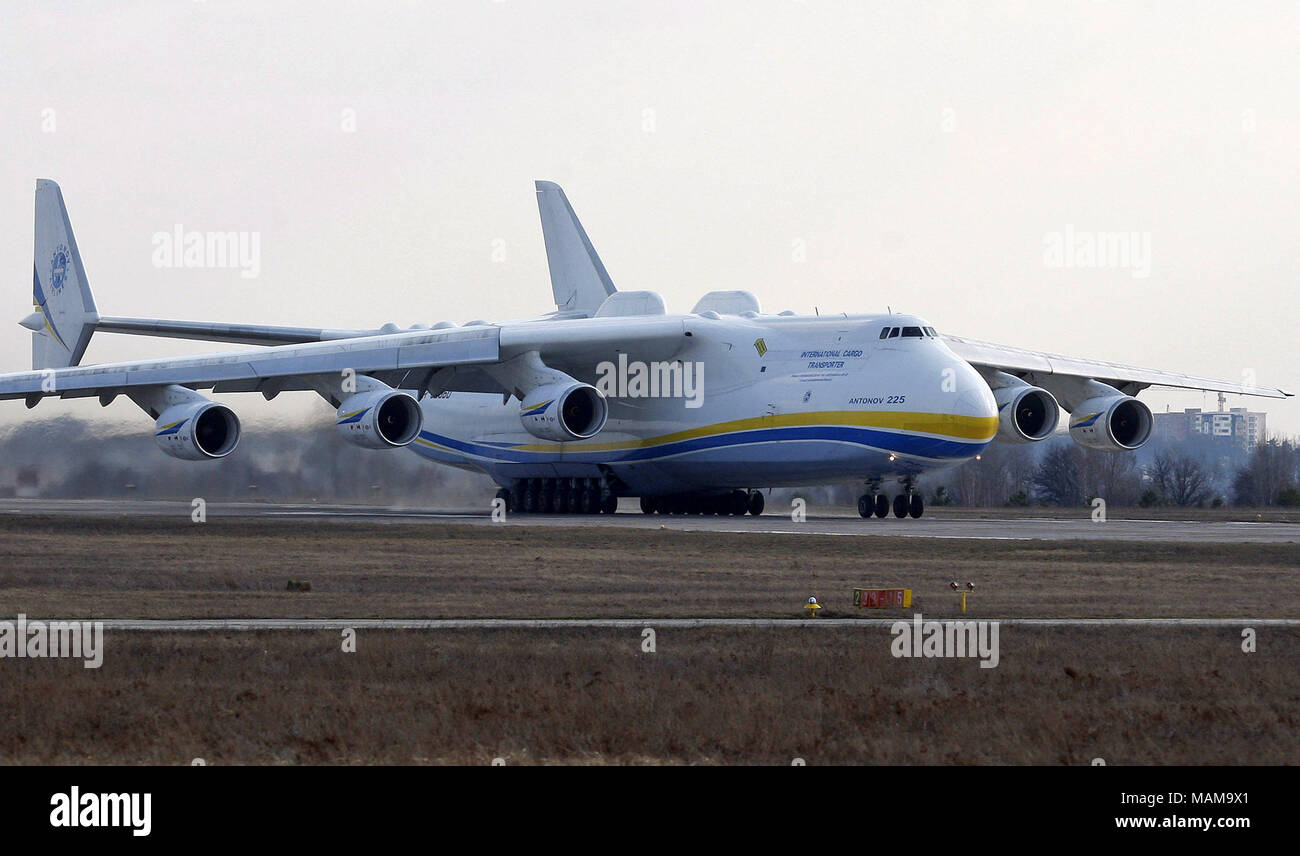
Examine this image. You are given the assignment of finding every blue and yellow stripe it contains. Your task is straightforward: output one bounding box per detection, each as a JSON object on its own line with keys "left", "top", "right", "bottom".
{"left": 32, "top": 265, "right": 68, "bottom": 350}
{"left": 155, "top": 419, "right": 189, "bottom": 437}
{"left": 337, "top": 407, "right": 372, "bottom": 425}
{"left": 415, "top": 410, "right": 997, "bottom": 465}
{"left": 521, "top": 398, "right": 555, "bottom": 415}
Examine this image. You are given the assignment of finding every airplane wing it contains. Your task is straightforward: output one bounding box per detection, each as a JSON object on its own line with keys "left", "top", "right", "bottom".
{"left": 0, "top": 317, "right": 689, "bottom": 405}
{"left": 942, "top": 334, "right": 1293, "bottom": 399}
{"left": 90, "top": 316, "right": 371, "bottom": 346}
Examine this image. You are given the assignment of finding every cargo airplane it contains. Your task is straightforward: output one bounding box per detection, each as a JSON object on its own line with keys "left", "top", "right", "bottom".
{"left": 1, "top": 180, "right": 1290, "bottom": 518}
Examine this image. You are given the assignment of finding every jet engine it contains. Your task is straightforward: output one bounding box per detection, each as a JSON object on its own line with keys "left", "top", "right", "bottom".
{"left": 154, "top": 401, "right": 241, "bottom": 460}
{"left": 520, "top": 382, "right": 608, "bottom": 441}
{"left": 1069, "top": 395, "right": 1153, "bottom": 451}
{"left": 336, "top": 389, "right": 423, "bottom": 449}
{"left": 993, "top": 384, "right": 1060, "bottom": 443}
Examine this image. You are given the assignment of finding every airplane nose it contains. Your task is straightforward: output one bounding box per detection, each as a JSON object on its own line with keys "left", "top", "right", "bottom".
{"left": 950, "top": 359, "right": 999, "bottom": 431}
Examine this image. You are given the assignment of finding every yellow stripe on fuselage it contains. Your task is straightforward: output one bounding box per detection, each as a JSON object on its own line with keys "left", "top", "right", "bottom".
{"left": 505, "top": 410, "right": 998, "bottom": 453}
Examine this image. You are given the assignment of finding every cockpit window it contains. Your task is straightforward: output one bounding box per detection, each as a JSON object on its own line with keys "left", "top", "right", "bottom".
{"left": 879, "top": 327, "right": 890, "bottom": 339}
{"left": 887, "top": 327, "right": 900, "bottom": 338}
{"left": 924, "top": 326, "right": 936, "bottom": 337}
{"left": 902, "top": 326, "right": 923, "bottom": 337}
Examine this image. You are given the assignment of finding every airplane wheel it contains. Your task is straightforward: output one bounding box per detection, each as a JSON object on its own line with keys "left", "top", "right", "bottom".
{"left": 874, "top": 494, "right": 889, "bottom": 518}
{"left": 686, "top": 495, "right": 703, "bottom": 515}
{"left": 580, "top": 487, "right": 599, "bottom": 514}
{"left": 909, "top": 494, "right": 924, "bottom": 519}
{"left": 565, "top": 488, "right": 582, "bottom": 514}
{"left": 857, "top": 494, "right": 872, "bottom": 518}
{"left": 640, "top": 496, "right": 657, "bottom": 514}
{"left": 601, "top": 495, "right": 618, "bottom": 514}
{"left": 730, "top": 491, "right": 748, "bottom": 516}
{"left": 507, "top": 489, "right": 522, "bottom": 514}
{"left": 892, "top": 494, "right": 909, "bottom": 518}
{"left": 523, "top": 482, "right": 538, "bottom": 514}
{"left": 747, "top": 491, "right": 765, "bottom": 516}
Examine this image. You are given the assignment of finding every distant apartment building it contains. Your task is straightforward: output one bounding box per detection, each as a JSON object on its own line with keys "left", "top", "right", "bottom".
{"left": 1152, "top": 400, "right": 1267, "bottom": 453}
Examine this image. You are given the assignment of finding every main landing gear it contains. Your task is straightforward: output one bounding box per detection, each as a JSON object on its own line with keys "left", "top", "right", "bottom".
{"left": 857, "top": 478, "right": 923, "bottom": 520}
{"left": 639, "top": 489, "right": 765, "bottom": 516}
{"left": 497, "top": 478, "right": 618, "bottom": 515}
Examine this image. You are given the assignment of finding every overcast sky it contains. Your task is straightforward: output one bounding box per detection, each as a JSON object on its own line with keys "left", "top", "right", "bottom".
{"left": 2, "top": 0, "right": 1296, "bottom": 433}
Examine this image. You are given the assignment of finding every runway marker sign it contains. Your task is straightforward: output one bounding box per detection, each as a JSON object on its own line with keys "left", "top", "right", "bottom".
{"left": 854, "top": 588, "right": 912, "bottom": 609}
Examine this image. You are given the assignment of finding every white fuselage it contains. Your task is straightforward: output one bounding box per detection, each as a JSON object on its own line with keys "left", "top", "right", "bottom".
{"left": 407, "top": 312, "right": 999, "bottom": 495}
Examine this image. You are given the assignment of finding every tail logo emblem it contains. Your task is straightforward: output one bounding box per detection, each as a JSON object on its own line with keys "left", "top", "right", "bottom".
{"left": 49, "top": 245, "right": 69, "bottom": 294}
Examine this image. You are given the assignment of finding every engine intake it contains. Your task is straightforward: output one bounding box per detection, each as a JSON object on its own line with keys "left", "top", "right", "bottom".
{"left": 994, "top": 385, "right": 1059, "bottom": 443}
{"left": 336, "top": 390, "right": 423, "bottom": 449}
{"left": 520, "top": 382, "right": 608, "bottom": 441}
{"left": 154, "top": 401, "right": 241, "bottom": 460}
{"left": 1069, "top": 395, "right": 1152, "bottom": 451}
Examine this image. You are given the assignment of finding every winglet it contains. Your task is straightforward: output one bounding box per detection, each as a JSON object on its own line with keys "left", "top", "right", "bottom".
{"left": 535, "top": 181, "right": 617, "bottom": 316}
{"left": 31, "top": 179, "right": 99, "bottom": 369}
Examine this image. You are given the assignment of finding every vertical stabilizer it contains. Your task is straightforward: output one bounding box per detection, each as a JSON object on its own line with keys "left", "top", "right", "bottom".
{"left": 535, "top": 181, "right": 617, "bottom": 316}
{"left": 30, "top": 180, "right": 98, "bottom": 368}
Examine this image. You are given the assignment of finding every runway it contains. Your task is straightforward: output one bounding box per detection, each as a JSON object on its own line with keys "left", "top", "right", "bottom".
{"left": 81, "top": 618, "right": 1300, "bottom": 630}
{"left": 3, "top": 498, "right": 1298, "bottom": 543}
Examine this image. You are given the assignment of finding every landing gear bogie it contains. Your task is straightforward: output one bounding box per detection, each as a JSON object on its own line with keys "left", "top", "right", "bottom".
{"left": 498, "top": 478, "right": 617, "bottom": 516}
{"left": 637, "top": 489, "right": 764, "bottom": 517}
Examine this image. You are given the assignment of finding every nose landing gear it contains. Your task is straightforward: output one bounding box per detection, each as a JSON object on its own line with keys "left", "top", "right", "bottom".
{"left": 892, "top": 494, "right": 910, "bottom": 518}
{"left": 858, "top": 477, "right": 924, "bottom": 520}
{"left": 857, "top": 477, "right": 894, "bottom": 519}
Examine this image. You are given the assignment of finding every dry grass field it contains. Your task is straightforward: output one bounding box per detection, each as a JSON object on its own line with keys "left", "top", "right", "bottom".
{"left": 1, "top": 628, "right": 1295, "bottom": 765}
{"left": 0, "top": 513, "right": 1296, "bottom": 765}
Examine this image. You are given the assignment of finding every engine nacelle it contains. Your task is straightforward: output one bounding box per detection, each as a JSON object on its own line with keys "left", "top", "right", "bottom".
{"left": 1069, "top": 395, "right": 1153, "bottom": 451}
{"left": 520, "top": 382, "right": 608, "bottom": 441}
{"left": 993, "top": 385, "right": 1059, "bottom": 443}
{"left": 154, "top": 401, "right": 241, "bottom": 461}
{"left": 336, "top": 390, "right": 423, "bottom": 449}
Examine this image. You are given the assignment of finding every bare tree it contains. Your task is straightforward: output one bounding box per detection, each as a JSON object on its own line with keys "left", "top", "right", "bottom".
{"left": 949, "top": 443, "right": 1037, "bottom": 506}
{"left": 1233, "top": 437, "right": 1299, "bottom": 506}
{"left": 1079, "top": 447, "right": 1143, "bottom": 506}
{"left": 1033, "top": 442, "right": 1084, "bottom": 506}
{"left": 1164, "top": 453, "right": 1211, "bottom": 507}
